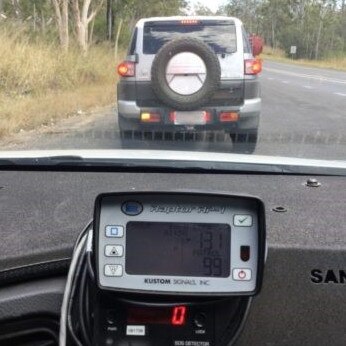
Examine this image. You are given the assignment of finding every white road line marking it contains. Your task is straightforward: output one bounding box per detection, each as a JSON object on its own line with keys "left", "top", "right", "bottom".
{"left": 303, "top": 85, "right": 313, "bottom": 89}
{"left": 281, "top": 81, "right": 290, "bottom": 84}
{"left": 263, "top": 67, "right": 346, "bottom": 84}
{"left": 334, "top": 92, "right": 346, "bottom": 97}
{"left": 267, "top": 77, "right": 275, "bottom": 80}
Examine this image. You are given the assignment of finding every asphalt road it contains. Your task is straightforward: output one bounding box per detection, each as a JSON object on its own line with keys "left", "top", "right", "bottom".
{"left": 4, "top": 60, "right": 346, "bottom": 160}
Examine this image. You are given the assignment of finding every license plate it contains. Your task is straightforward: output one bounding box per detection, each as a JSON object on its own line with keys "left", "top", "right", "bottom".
{"left": 174, "top": 111, "right": 206, "bottom": 125}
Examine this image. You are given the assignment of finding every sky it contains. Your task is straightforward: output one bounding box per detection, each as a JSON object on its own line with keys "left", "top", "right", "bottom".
{"left": 188, "top": 0, "right": 226, "bottom": 14}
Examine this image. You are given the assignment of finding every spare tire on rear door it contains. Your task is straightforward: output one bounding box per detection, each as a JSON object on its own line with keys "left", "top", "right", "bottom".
{"left": 151, "top": 38, "right": 221, "bottom": 111}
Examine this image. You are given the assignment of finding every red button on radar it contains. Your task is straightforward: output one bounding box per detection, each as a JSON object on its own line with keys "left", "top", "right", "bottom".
{"left": 238, "top": 270, "right": 246, "bottom": 279}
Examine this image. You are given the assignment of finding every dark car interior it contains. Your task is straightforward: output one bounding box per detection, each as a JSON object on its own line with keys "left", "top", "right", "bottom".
{"left": 0, "top": 163, "right": 345, "bottom": 345}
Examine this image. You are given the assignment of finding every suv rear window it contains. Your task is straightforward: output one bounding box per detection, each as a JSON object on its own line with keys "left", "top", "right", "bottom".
{"left": 143, "top": 22, "right": 237, "bottom": 55}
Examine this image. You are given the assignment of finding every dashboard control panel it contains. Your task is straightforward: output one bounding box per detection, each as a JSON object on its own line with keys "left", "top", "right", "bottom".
{"left": 94, "top": 192, "right": 265, "bottom": 296}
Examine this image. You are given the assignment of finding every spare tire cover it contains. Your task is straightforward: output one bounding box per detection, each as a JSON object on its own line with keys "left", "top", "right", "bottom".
{"left": 151, "top": 38, "right": 221, "bottom": 111}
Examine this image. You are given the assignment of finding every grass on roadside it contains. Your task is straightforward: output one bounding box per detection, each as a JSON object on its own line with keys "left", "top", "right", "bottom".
{"left": 0, "top": 85, "right": 115, "bottom": 138}
{"left": 261, "top": 46, "right": 346, "bottom": 72}
{"left": 0, "top": 25, "right": 120, "bottom": 138}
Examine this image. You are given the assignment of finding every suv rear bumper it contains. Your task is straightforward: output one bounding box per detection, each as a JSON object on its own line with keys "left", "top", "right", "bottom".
{"left": 118, "top": 98, "right": 261, "bottom": 132}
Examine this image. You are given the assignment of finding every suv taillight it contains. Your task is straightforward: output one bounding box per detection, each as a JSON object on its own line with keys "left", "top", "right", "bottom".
{"left": 244, "top": 59, "right": 262, "bottom": 75}
{"left": 117, "top": 61, "right": 135, "bottom": 77}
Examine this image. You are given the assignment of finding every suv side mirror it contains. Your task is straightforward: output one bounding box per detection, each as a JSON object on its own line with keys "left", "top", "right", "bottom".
{"left": 249, "top": 35, "right": 263, "bottom": 57}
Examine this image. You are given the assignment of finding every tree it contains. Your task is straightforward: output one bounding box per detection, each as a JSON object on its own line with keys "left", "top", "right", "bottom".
{"left": 222, "top": 0, "right": 346, "bottom": 59}
{"left": 51, "top": 0, "right": 69, "bottom": 51}
{"left": 193, "top": 2, "right": 214, "bottom": 15}
{"left": 106, "top": 0, "right": 115, "bottom": 40}
{"left": 71, "top": 0, "right": 104, "bottom": 53}
{"left": 223, "top": 0, "right": 261, "bottom": 33}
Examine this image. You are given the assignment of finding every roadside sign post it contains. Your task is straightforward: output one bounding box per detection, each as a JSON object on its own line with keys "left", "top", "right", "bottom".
{"left": 290, "top": 45, "right": 297, "bottom": 59}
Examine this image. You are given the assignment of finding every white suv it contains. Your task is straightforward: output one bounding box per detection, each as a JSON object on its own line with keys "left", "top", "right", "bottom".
{"left": 117, "top": 16, "right": 262, "bottom": 153}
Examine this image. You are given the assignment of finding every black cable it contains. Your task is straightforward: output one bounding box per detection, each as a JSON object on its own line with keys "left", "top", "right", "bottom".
{"left": 72, "top": 220, "right": 93, "bottom": 253}
{"left": 87, "top": 250, "right": 95, "bottom": 282}
{"left": 79, "top": 264, "right": 91, "bottom": 346}
{"left": 65, "top": 221, "right": 95, "bottom": 345}
{"left": 85, "top": 251, "right": 95, "bottom": 342}
{"left": 84, "top": 282, "right": 92, "bottom": 342}
{"left": 69, "top": 233, "right": 95, "bottom": 345}
{"left": 85, "top": 232, "right": 95, "bottom": 342}
{"left": 67, "top": 243, "right": 87, "bottom": 346}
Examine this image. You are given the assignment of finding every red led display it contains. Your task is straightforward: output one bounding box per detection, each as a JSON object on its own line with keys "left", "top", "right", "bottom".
{"left": 127, "top": 306, "right": 187, "bottom": 326}
{"left": 171, "top": 306, "right": 186, "bottom": 326}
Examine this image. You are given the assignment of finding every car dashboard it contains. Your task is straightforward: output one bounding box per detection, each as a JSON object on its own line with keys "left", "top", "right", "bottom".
{"left": 0, "top": 169, "right": 345, "bottom": 345}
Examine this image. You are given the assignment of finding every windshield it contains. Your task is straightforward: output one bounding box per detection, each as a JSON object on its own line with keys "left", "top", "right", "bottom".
{"left": 0, "top": 0, "right": 345, "bottom": 167}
